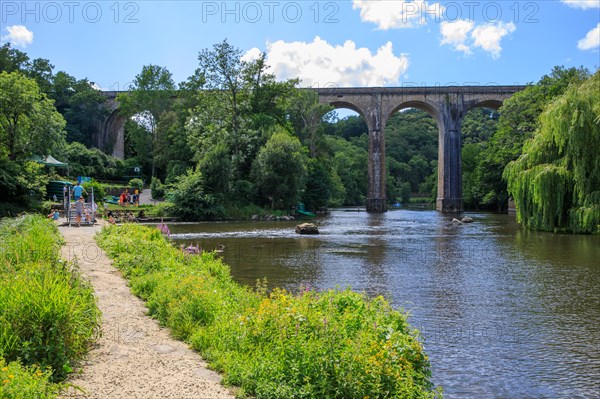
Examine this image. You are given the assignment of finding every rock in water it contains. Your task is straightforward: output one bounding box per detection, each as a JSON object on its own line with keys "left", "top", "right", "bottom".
{"left": 461, "top": 217, "right": 474, "bottom": 223}
{"left": 296, "top": 223, "right": 319, "bottom": 235}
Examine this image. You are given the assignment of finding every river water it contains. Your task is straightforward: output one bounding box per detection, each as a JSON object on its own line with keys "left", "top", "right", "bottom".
{"left": 169, "top": 209, "right": 600, "bottom": 398}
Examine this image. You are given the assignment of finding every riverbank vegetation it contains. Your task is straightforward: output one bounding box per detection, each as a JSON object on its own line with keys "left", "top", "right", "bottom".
{"left": 96, "top": 224, "right": 441, "bottom": 398}
{"left": 1, "top": 41, "right": 598, "bottom": 232}
{"left": 0, "top": 215, "right": 100, "bottom": 398}
{"left": 504, "top": 71, "right": 600, "bottom": 233}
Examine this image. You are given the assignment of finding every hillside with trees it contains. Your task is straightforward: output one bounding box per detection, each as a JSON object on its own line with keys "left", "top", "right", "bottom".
{"left": 1, "top": 42, "right": 597, "bottom": 233}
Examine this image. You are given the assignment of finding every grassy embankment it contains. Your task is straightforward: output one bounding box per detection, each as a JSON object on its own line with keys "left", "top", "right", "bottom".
{"left": 97, "top": 224, "right": 442, "bottom": 398}
{"left": 0, "top": 215, "right": 101, "bottom": 399}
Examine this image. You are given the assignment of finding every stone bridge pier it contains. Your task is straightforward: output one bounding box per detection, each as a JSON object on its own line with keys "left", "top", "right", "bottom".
{"left": 316, "top": 86, "right": 524, "bottom": 213}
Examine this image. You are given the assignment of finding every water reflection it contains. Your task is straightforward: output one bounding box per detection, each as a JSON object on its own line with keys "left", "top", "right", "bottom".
{"left": 168, "top": 210, "right": 600, "bottom": 398}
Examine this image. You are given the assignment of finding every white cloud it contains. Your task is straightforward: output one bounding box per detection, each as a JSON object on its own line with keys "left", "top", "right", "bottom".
{"left": 578, "top": 23, "right": 600, "bottom": 50}
{"left": 440, "top": 20, "right": 474, "bottom": 54}
{"left": 1, "top": 25, "right": 33, "bottom": 48}
{"left": 440, "top": 21, "right": 516, "bottom": 59}
{"left": 471, "top": 22, "right": 516, "bottom": 59}
{"left": 241, "top": 47, "right": 262, "bottom": 63}
{"left": 352, "top": 0, "right": 443, "bottom": 30}
{"left": 252, "top": 37, "right": 409, "bottom": 87}
{"left": 561, "top": 0, "right": 600, "bottom": 9}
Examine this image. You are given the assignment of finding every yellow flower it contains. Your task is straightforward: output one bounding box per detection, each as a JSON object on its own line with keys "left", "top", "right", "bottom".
{"left": 8, "top": 374, "right": 14, "bottom": 379}
{"left": 1, "top": 367, "right": 7, "bottom": 371}
{"left": 3, "top": 379, "right": 10, "bottom": 384}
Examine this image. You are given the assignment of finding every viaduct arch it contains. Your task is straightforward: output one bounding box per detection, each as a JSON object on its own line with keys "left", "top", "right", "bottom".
{"left": 98, "top": 85, "right": 526, "bottom": 213}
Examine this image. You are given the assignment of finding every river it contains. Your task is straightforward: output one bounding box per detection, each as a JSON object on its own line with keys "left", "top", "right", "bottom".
{"left": 168, "top": 209, "right": 600, "bottom": 398}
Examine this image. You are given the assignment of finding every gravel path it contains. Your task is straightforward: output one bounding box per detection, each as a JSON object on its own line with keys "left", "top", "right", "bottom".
{"left": 58, "top": 221, "right": 234, "bottom": 399}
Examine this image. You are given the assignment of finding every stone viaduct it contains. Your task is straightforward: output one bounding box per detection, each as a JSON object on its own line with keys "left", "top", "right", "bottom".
{"left": 97, "top": 85, "right": 526, "bottom": 213}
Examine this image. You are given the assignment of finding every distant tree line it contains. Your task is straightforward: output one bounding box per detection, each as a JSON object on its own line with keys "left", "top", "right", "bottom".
{"left": 1, "top": 41, "right": 597, "bottom": 232}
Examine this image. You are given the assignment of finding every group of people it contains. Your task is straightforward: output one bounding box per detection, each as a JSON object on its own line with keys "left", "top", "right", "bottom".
{"left": 71, "top": 182, "right": 96, "bottom": 227}
{"left": 49, "top": 182, "right": 97, "bottom": 227}
{"left": 106, "top": 209, "right": 145, "bottom": 224}
{"left": 50, "top": 182, "right": 144, "bottom": 226}
{"left": 119, "top": 190, "right": 140, "bottom": 206}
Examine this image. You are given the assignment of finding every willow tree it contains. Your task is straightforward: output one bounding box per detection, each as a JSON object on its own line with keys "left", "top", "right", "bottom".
{"left": 504, "top": 71, "right": 600, "bottom": 233}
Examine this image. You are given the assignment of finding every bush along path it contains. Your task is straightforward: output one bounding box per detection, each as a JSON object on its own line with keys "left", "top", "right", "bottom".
{"left": 57, "top": 221, "right": 233, "bottom": 399}
{"left": 96, "top": 224, "right": 442, "bottom": 399}
{"left": 0, "top": 215, "right": 100, "bottom": 399}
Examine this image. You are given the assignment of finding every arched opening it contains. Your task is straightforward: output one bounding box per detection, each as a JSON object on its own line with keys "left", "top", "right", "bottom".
{"left": 461, "top": 105, "right": 501, "bottom": 210}
{"left": 123, "top": 111, "right": 156, "bottom": 177}
{"left": 320, "top": 106, "right": 370, "bottom": 207}
{"left": 102, "top": 109, "right": 127, "bottom": 159}
{"left": 385, "top": 102, "right": 440, "bottom": 209}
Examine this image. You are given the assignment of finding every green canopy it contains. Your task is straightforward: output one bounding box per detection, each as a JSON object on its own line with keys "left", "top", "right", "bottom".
{"left": 31, "top": 154, "right": 68, "bottom": 167}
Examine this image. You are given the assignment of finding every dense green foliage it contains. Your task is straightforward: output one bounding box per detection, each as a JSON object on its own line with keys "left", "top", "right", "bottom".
{"left": 0, "top": 71, "right": 64, "bottom": 208}
{"left": 504, "top": 72, "right": 600, "bottom": 233}
{"left": 2, "top": 41, "right": 597, "bottom": 234}
{"left": 0, "top": 43, "right": 109, "bottom": 149}
{"left": 167, "top": 168, "right": 225, "bottom": 220}
{"left": 0, "top": 71, "right": 66, "bottom": 162}
{"left": 58, "top": 141, "right": 125, "bottom": 181}
{"left": 0, "top": 358, "right": 57, "bottom": 399}
{"left": 118, "top": 65, "right": 177, "bottom": 178}
{"left": 0, "top": 44, "right": 123, "bottom": 210}
{"left": 0, "top": 215, "right": 100, "bottom": 386}
{"left": 474, "top": 66, "right": 590, "bottom": 210}
{"left": 252, "top": 131, "right": 307, "bottom": 209}
{"left": 96, "top": 224, "right": 440, "bottom": 398}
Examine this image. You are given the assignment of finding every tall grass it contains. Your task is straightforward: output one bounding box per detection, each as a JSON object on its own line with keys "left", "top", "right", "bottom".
{"left": 0, "top": 215, "right": 101, "bottom": 393}
{"left": 97, "top": 224, "right": 441, "bottom": 398}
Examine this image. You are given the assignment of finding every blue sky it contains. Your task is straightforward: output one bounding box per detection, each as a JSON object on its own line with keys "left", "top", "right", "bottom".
{"left": 1, "top": 0, "right": 599, "bottom": 91}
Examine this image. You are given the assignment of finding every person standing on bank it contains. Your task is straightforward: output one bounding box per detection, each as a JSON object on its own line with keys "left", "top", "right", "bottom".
{"left": 73, "top": 182, "right": 87, "bottom": 200}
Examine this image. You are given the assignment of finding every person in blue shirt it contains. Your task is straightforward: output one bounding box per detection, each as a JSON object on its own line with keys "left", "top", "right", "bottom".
{"left": 47, "top": 209, "right": 60, "bottom": 220}
{"left": 73, "top": 182, "right": 87, "bottom": 200}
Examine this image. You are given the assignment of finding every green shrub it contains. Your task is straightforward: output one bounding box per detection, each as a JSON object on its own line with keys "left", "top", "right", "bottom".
{"left": 150, "top": 177, "right": 165, "bottom": 199}
{"left": 96, "top": 224, "right": 440, "bottom": 398}
{"left": 167, "top": 169, "right": 225, "bottom": 221}
{"left": 82, "top": 178, "right": 106, "bottom": 201}
{"left": 0, "top": 215, "right": 100, "bottom": 382}
{"left": 0, "top": 358, "right": 58, "bottom": 399}
{"left": 129, "top": 178, "right": 144, "bottom": 193}
{"left": 152, "top": 201, "right": 173, "bottom": 218}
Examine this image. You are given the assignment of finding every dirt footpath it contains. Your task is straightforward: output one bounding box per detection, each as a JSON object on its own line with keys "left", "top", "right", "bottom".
{"left": 58, "top": 221, "right": 234, "bottom": 399}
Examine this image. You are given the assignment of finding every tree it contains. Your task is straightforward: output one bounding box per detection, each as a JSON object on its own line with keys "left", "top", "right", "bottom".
{"left": 198, "top": 39, "right": 244, "bottom": 134}
{"left": 0, "top": 71, "right": 65, "bottom": 161}
{"left": 287, "top": 90, "right": 333, "bottom": 158}
{"left": 51, "top": 71, "right": 108, "bottom": 146}
{"left": 197, "top": 141, "right": 231, "bottom": 196}
{"left": 117, "top": 65, "right": 175, "bottom": 178}
{"left": 168, "top": 168, "right": 225, "bottom": 221}
{"left": 252, "top": 130, "right": 307, "bottom": 209}
{"left": 475, "top": 66, "right": 590, "bottom": 211}
{"left": 0, "top": 43, "right": 30, "bottom": 73}
{"left": 302, "top": 159, "right": 332, "bottom": 211}
{"left": 326, "top": 135, "right": 368, "bottom": 205}
{"left": 187, "top": 39, "right": 302, "bottom": 200}
{"left": 154, "top": 110, "right": 195, "bottom": 182}
{"left": 58, "top": 142, "right": 124, "bottom": 181}
{"left": 504, "top": 71, "right": 600, "bottom": 233}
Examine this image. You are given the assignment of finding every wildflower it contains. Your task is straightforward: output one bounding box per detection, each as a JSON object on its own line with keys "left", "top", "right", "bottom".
{"left": 1, "top": 367, "right": 7, "bottom": 371}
